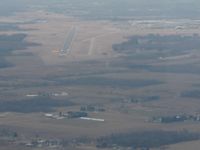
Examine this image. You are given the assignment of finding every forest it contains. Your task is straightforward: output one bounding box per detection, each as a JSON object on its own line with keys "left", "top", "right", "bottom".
{"left": 0, "top": 96, "right": 74, "bottom": 113}
{"left": 96, "top": 130, "right": 200, "bottom": 149}
{"left": 113, "top": 34, "right": 200, "bottom": 54}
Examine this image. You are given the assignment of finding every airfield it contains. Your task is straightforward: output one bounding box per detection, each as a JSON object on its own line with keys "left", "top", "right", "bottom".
{"left": 1, "top": 10, "right": 200, "bottom": 149}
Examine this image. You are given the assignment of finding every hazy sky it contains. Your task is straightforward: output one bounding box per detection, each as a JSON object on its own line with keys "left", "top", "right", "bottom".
{"left": 0, "top": 0, "right": 199, "bottom": 19}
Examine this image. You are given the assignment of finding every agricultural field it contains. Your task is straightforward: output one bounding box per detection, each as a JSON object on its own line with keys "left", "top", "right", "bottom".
{"left": 1, "top": 1, "right": 200, "bottom": 150}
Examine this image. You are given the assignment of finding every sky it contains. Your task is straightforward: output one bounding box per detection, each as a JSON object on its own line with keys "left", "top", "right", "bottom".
{"left": 0, "top": 0, "right": 199, "bottom": 19}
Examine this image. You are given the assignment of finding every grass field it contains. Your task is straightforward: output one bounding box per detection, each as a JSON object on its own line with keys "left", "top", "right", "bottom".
{"left": 1, "top": 10, "right": 200, "bottom": 149}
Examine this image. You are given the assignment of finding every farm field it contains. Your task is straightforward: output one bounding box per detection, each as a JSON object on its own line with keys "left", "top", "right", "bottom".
{"left": 1, "top": 1, "right": 200, "bottom": 149}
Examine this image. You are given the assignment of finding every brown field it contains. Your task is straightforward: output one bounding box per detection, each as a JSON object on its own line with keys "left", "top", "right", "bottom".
{"left": 1, "top": 10, "right": 200, "bottom": 149}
